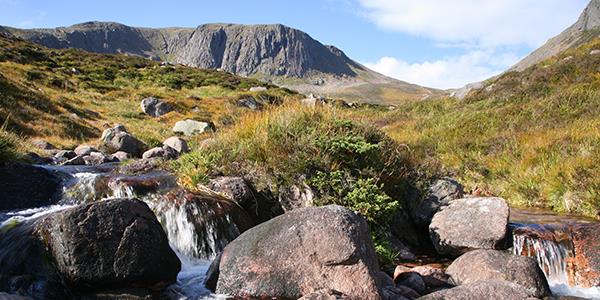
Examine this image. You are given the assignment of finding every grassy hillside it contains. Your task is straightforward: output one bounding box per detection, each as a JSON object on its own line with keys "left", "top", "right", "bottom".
{"left": 377, "top": 38, "right": 600, "bottom": 218}
{"left": 0, "top": 33, "right": 299, "bottom": 150}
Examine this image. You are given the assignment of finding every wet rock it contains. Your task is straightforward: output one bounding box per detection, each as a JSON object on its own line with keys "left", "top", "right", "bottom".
{"left": 172, "top": 119, "right": 213, "bottom": 136}
{"left": 79, "top": 288, "right": 154, "bottom": 300}
{"left": 237, "top": 97, "right": 262, "bottom": 111}
{"left": 24, "top": 152, "right": 53, "bottom": 165}
{"left": 299, "top": 289, "right": 350, "bottom": 300}
{"left": 418, "top": 280, "right": 538, "bottom": 300}
{"left": 572, "top": 223, "right": 600, "bottom": 287}
{"left": 63, "top": 155, "right": 86, "bottom": 166}
{"left": 0, "top": 163, "right": 62, "bottom": 210}
{"left": 31, "top": 140, "right": 56, "bottom": 150}
{"left": 35, "top": 199, "right": 181, "bottom": 291}
{"left": 118, "top": 158, "right": 162, "bottom": 175}
{"left": 107, "top": 172, "right": 177, "bottom": 198}
{"left": 83, "top": 152, "right": 114, "bottom": 166}
{"left": 149, "top": 188, "right": 254, "bottom": 259}
{"left": 446, "top": 250, "right": 549, "bottom": 298}
{"left": 74, "top": 145, "right": 98, "bottom": 156}
{"left": 215, "top": 205, "right": 382, "bottom": 299}
{"left": 54, "top": 150, "right": 77, "bottom": 161}
{"left": 140, "top": 97, "right": 172, "bottom": 117}
{"left": 429, "top": 197, "right": 509, "bottom": 256}
{"left": 203, "top": 252, "right": 222, "bottom": 292}
{"left": 207, "top": 177, "right": 254, "bottom": 206}
{"left": 162, "top": 136, "right": 189, "bottom": 154}
{"left": 412, "top": 178, "right": 464, "bottom": 227}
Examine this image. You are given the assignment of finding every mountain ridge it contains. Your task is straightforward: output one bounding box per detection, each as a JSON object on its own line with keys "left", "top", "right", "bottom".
{"left": 2, "top": 21, "right": 439, "bottom": 104}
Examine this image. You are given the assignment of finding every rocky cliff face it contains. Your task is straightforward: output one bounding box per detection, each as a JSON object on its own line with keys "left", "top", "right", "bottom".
{"left": 511, "top": 0, "right": 600, "bottom": 71}
{"left": 2, "top": 21, "right": 438, "bottom": 103}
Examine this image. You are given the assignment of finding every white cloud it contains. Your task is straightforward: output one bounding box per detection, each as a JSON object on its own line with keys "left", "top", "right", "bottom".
{"left": 358, "top": 0, "right": 587, "bottom": 48}
{"left": 364, "top": 50, "right": 520, "bottom": 89}
{"left": 356, "top": 0, "right": 588, "bottom": 88}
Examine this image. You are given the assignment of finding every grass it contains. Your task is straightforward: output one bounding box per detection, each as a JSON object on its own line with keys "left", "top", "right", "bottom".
{"left": 0, "top": 33, "right": 300, "bottom": 150}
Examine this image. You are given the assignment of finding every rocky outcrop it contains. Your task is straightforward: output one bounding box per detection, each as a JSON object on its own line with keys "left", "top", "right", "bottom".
{"left": 35, "top": 199, "right": 181, "bottom": 291}
{"left": 446, "top": 250, "right": 550, "bottom": 297}
{"left": 418, "top": 280, "right": 538, "bottom": 300}
{"left": 429, "top": 197, "right": 509, "bottom": 256}
{"left": 215, "top": 205, "right": 382, "bottom": 299}
{"left": 0, "top": 163, "right": 62, "bottom": 210}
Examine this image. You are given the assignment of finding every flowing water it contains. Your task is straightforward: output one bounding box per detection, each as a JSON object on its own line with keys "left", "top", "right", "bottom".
{"left": 0, "top": 164, "right": 227, "bottom": 299}
{"left": 511, "top": 208, "right": 600, "bottom": 299}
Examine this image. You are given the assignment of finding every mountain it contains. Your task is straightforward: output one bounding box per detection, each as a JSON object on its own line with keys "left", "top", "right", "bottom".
{"left": 511, "top": 0, "right": 600, "bottom": 71}
{"left": 2, "top": 22, "right": 439, "bottom": 104}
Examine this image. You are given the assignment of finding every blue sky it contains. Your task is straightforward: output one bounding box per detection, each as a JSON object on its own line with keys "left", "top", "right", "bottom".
{"left": 0, "top": 0, "right": 590, "bottom": 88}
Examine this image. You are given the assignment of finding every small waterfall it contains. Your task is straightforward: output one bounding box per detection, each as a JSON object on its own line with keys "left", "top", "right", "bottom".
{"left": 60, "top": 172, "right": 107, "bottom": 204}
{"left": 512, "top": 225, "right": 600, "bottom": 299}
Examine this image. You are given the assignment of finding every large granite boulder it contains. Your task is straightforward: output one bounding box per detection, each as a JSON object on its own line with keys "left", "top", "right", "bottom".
{"left": 140, "top": 97, "right": 172, "bottom": 117}
{"left": 0, "top": 163, "right": 62, "bottom": 211}
{"left": 418, "top": 280, "right": 538, "bottom": 300}
{"left": 35, "top": 199, "right": 181, "bottom": 291}
{"left": 429, "top": 197, "right": 509, "bottom": 256}
{"left": 572, "top": 224, "right": 600, "bottom": 287}
{"left": 446, "top": 250, "right": 550, "bottom": 298}
{"left": 215, "top": 205, "right": 382, "bottom": 299}
{"left": 412, "top": 178, "right": 464, "bottom": 227}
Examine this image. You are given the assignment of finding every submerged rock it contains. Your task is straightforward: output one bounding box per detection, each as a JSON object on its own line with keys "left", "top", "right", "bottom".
{"left": 35, "top": 199, "right": 181, "bottom": 292}
{"left": 446, "top": 250, "right": 550, "bottom": 298}
{"left": 215, "top": 205, "right": 382, "bottom": 299}
{"left": 0, "top": 163, "right": 62, "bottom": 211}
{"left": 429, "top": 197, "right": 509, "bottom": 256}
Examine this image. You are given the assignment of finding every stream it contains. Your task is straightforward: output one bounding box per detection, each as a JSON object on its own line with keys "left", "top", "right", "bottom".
{"left": 1, "top": 164, "right": 600, "bottom": 299}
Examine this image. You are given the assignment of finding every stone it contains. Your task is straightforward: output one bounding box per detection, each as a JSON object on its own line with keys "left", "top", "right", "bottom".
{"left": 83, "top": 152, "right": 113, "bottom": 166}
{"left": 429, "top": 197, "right": 509, "bottom": 256}
{"left": 215, "top": 205, "right": 382, "bottom": 299}
{"left": 396, "top": 271, "right": 426, "bottom": 295}
{"left": 140, "top": 97, "right": 172, "bottom": 117}
{"left": 237, "top": 97, "right": 261, "bottom": 111}
{"left": 298, "top": 289, "right": 350, "bottom": 300}
{"left": 207, "top": 177, "right": 254, "bottom": 206}
{"left": 54, "top": 150, "right": 77, "bottom": 160}
{"left": 446, "top": 250, "right": 550, "bottom": 298}
{"left": 63, "top": 155, "right": 86, "bottom": 166}
{"left": 35, "top": 199, "right": 181, "bottom": 290}
{"left": 249, "top": 86, "right": 267, "bottom": 92}
{"left": 31, "top": 140, "right": 56, "bottom": 150}
{"left": 105, "top": 132, "right": 146, "bottom": 158}
{"left": 74, "top": 145, "right": 98, "bottom": 156}
{"left": 162, "top": 136, "right": 189, "bottom": 154}
{"left": 101, "top": 124, "right": 127, "bottom": 144}
{"left": 418, "top": 280, "right": 538, "bottom": 300}
{"left": 111, "top": 151, "right": 130, "bottom": 161}
{"left": 278, "top": 181, "right": 316, "bottom": 212}
{"left": 572, "top": 223, "right": 600, "bottom": 287}
{"left": 172, "top": 120, "right": 213, "bottom": 136}
{"left": 409, "top": 265, "right": 450, "bottom": 288}
{"left": 142, "top": 147, "right": 165, "bottom": 159}
{"left": 590, "top": 49, "right": 600, "bottom": 55}
{"left": 412, "top": 178, "right": 464, "bottom": 227}
{"left": 118, "top": 158, "right": 161, "bottom": 175}
{"left": 301, "top": 96, "right": 325, "bottom": 107}
{"left": 383, "top": 285, "right": 419, "bottom": 299}
{"left": 0, "top": 163, "right": 61, "bottom": 211}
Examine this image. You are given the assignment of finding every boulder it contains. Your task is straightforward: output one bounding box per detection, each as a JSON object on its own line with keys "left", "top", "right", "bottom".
{"left": 412, "top": 178, "right": 464, "bottom": 227}
{"left": 429, "top": 197, "right": 509, "bottom": 256}
{"left": 249, "top": 86, "right": 267, "bottom": 92}
{"left": 162, "top": 136, "right": 189, "bottom": 154}
{"left": 409, "top": 265, "right": 450, "bottom": 288}
{"left": 62, "top": 155, "right": 86, "bottom": 166}
{"left": 172, "top": 120, "right": 213, "bottom": 136}
{"left": 572, "top": 224, "right": 600, "bottom": 287}
{"left": 141, "top": 147, "right": 169, "bottom": 160}
{"left": 278, "top": 181, "right": 316, "bottom": 212}
{"left": 31, "top": 140, "right": 56, "bottom": 150}
{"left": 105, "top": 132, "right": 146, "bottom": 157}
{"left": 101, "top": 124, "right": 127, "bottom": 144}
{"left": 207, "top": 177, "right": 254, "bottom": 206}
{"left": 395, "top": 271, "right": 426, "bottom": 294}
{"left": 299, "top": 289, "right": 350, "bottom": 300}
{"left": 35, "top": 199, "right": 181, "bottom": 291}
{"left": 54, "top": 150, "right": 77, "bottom": 160}
{"left": 118, "top": 158, "right": 162, "bottom": 175}
{"left": 111, "top": 151, "right": 130, "bottom": 161}
{"left": 446, "top": 250, "right": 549, "bottom": 297}
{"left": 237, "top": 97, "right": 261, "bottom": 111}
{"left": 140, "top": 97, "right": 172, "bottom": 117}
{"left": 215, "top": 205, "right": 382, "bottom": 299}
{"left": 149, "top": 188, "right": 254, "bottom": 259}
{"left": 418, "top": 280, "right": 538, "bottom": 300}
{"left": 0, "top": 163, "right": 61, "bottom": 211}
{"left": 74, "top": 145, "right": 98, "bottom": 156}
{"left": 83, "top": 152, "right": 114, "bottom": 166}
